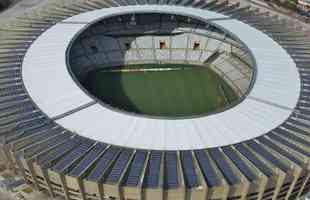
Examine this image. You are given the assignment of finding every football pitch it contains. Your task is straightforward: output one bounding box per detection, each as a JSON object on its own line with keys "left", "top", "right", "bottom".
{"left": 85, "top": 64, "right": 238, "bottom": 117}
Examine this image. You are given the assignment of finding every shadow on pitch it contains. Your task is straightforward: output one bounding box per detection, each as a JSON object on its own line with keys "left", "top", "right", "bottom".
{"left": 84, "top": 69, "right": 143, "bottom": 115}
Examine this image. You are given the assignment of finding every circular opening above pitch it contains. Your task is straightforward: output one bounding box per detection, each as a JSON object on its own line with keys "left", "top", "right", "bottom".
{"left": 68, "top": 13, "right": 254, "bottom": 118}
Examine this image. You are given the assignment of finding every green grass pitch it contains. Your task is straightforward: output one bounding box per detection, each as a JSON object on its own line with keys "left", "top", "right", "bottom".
{"left": 84, "top": 64, "right": 238, "bottom": 117}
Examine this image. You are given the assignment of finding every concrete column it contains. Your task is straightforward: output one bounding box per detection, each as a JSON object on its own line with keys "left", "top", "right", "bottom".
{"left": 285, "top": 167, "right": 302, "bottom": 200}
{"left": 41, "top": 169, "right": 56, "bottom": 198}
{"left": 297, "top": 172, "right": 310, "bottom": 198}
{"left": 271, "top": 170, "right": 287, "bottom": 200}
{"left": 26, "top": 160, "right": 41, "bottom": 191}
{"left": 60, "top": 173, "right": 71, "bottom": 200}
{"left": 256, "top": 175, "right": 268, "bottom": 200}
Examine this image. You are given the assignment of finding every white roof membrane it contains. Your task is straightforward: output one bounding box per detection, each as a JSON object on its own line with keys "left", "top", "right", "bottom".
{"left": 22, "top": 5, "right": 300, "bottom": 150}
{"left": 22, "top": 23, "right": 94, "bottom": 117}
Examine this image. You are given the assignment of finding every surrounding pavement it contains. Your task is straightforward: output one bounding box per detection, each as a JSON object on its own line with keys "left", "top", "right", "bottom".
{"left": 0, "top": 190, "right": 16, "bottom": 200}
{"left": 0, "top": 189, "right": 65, "bottom": 200}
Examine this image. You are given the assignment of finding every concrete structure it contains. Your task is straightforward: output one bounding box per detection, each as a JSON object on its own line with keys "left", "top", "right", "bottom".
{"left": 298, "top": 0, "right": 310, "bottom": 14}
{"left": 22, "top": 6, "right": 299, "bottom": 150}
{"left": 0, "top": 1, "right": 309, "bottom": 200}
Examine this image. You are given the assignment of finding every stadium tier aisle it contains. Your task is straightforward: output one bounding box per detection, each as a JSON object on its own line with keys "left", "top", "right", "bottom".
{"left": 0, "top": 1, "right": 309, "bottom": 200}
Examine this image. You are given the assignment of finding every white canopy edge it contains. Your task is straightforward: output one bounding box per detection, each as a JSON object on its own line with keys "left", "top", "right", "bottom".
{"left": 22, "top": 5, "right": 300, "bottom": 150}
{"left": 62, "top": 5, "right": 229, "bottom": 23}
{"left": 22, "top": 23, "right": 94, "bottom": 117}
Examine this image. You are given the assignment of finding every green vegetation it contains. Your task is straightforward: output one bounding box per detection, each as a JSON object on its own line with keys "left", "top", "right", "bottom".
{"left": 84, "top": 64, "right": 238, "bottom": 117}
{"left": 273, "top": 0, "right": 297, "bottom": 11}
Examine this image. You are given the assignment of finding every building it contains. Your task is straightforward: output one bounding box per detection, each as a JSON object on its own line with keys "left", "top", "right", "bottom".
{"left": 0, "top": 1, "right": 309, "bottom": 200}
{"left": 298, "top": 0, "right": 310, "bottom": 16}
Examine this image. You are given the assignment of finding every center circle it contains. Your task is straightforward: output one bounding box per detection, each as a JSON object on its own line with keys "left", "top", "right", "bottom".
{"left": 68, "top": 12, "right": 254, "bottom": 118}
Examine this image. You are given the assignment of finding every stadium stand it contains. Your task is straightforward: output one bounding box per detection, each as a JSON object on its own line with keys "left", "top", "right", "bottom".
{"left": 69, "top": 16, "right": 253, "bottom": 97}
{"left": 0, "top": 1, "right": 308, "bottom": 200}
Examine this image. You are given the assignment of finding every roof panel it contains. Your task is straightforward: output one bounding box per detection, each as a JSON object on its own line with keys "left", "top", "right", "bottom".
{"left": 180, "top": 151, "right": 199, "bottom": 188}
{"left": 86, "top": 146, "right": 121, "bottom": 182}
{"left": 274, "top": 128, "right": 310, "bottom": 148}
{"left": 143, "top": 151, "right": 162, "bottom": 188}
{"left": 257, "top": 137, "right": 302, "bottom": 166}
{"left": 123, "top": 150, "right": 147, "bottom": 186}
{"left": 208, "top": 148, "right": 239, "bottom": 185}
{"left": 245, "top": 140, "right": 289, "bottom": 172}
{"left": 194, "top": 150, "right": 219, "bottom": 187}
{"left": 69, "top": 143, "right": 107, "bottom": 177}
{"left": 222, "top": 146, "right": 256, "bottom": 182}
{"left": 38, "top": 137, "right": 81, "bottom": 168}
{"left": 268, "top": 132, "right": 310, "bottom": 157}
{"left": 164, "top": 151, "right": 179, "bottom": 189}
{"left": 105, "top": 149, "right": 133, "bottom": 183}
{"left": 51, "top": 139, "right": 94, "bottom": 173}
{"left": 234, "top": 143, "right": 273, "bottom": 177}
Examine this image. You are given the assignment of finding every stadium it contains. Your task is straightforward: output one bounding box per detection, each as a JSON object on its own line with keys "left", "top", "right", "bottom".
{"left": 0, "top": 0, "right": 309, "bottom": 200}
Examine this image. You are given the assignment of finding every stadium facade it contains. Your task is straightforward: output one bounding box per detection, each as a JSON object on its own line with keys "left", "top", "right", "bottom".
{"left": 0, "top": 1, "right": 309, "bottom": 200}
